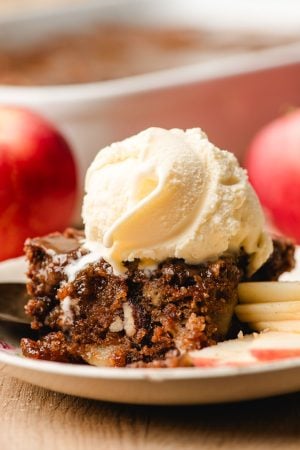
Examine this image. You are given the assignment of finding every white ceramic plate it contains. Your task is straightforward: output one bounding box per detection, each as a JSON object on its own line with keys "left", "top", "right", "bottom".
{"left": 0, "top": 255, "right": 300, "bottom": 405}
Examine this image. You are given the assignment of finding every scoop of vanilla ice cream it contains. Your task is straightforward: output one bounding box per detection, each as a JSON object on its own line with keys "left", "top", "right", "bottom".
{"left": 82, "top": 127, "right": 272, "bottom": 275}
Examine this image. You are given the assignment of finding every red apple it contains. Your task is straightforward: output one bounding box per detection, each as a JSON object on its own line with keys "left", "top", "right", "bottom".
{"left": 245, "top": 110, "right": 300, "bottom": 242}
{"left": 0, "top": 106, "right": 77, "bottom": 261}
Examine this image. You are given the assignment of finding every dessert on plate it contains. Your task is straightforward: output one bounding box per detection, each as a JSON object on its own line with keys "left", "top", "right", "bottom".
{"left": 20, "top": 128, "right": 295, "bottom": 367}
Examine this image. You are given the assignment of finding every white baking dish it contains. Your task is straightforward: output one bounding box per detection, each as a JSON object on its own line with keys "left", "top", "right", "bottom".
{"left": 1, "top": 0, "right": 300, "bottom": 221}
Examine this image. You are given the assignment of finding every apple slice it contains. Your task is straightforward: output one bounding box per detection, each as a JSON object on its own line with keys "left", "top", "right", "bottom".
{"left": 189, "top": 331, "right": 300, "bottom": 368}
{"left": 81, "top": 344, "right": 123, "bottom": 367}
{"left": 189, "top": 335, "right": 256, "bottom": 368}
{"left": 235, "top": 301, "right": 300, "bottom": 322}
{"left": 250, "top": 332, "right": 300, "bottom": 361}
{"left": 238, "top": 282, "right": 300, "bottom": 304}
{"left": 248, "top": 320, "right": 300, "bottom": 333}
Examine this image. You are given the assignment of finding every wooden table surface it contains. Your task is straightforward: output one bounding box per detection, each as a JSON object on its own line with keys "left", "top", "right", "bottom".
{"left": 1, "top": 372, "right": 300, "bottom": 450}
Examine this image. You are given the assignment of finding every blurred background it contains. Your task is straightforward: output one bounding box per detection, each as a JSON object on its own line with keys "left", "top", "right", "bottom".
{"left": 0, "top": 0, "right": 300, "bottom": 260}
{"left": 0, "top": 0, "right": 83, "bottom": 14}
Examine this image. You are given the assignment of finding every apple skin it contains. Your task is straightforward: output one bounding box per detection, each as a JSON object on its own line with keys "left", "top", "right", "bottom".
{"left": 251, "top": 348, "right": 300, "bottom": 361}
{"left": 245, "top": 110, "right": 300, "bottom": 242}
{"left": 0, "top": 106, "right": 77, "bottom": 261}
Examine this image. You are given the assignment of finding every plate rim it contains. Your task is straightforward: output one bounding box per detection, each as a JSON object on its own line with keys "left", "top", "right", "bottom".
{"left": 1, "top": 346, "right": 300, "bottom": 382}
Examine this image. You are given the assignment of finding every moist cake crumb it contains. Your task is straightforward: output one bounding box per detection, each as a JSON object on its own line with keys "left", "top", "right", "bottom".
{"left": 20, "top": 229, "right": 295, "bottom": 367}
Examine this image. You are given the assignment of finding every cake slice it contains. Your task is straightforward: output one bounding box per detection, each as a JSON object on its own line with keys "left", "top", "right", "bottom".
{"left": 21, "top": 229, "right": 294, "bottom": 366}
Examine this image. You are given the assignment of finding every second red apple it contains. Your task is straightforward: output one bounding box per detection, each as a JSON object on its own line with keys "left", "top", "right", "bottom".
{"left": 246, "top": 110, "right": 300, "bottom": 242}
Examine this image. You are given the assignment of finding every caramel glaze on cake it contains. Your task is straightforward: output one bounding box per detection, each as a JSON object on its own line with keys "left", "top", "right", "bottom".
{"left": 20, "top": 229, "right": 295, "bottom": 367}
